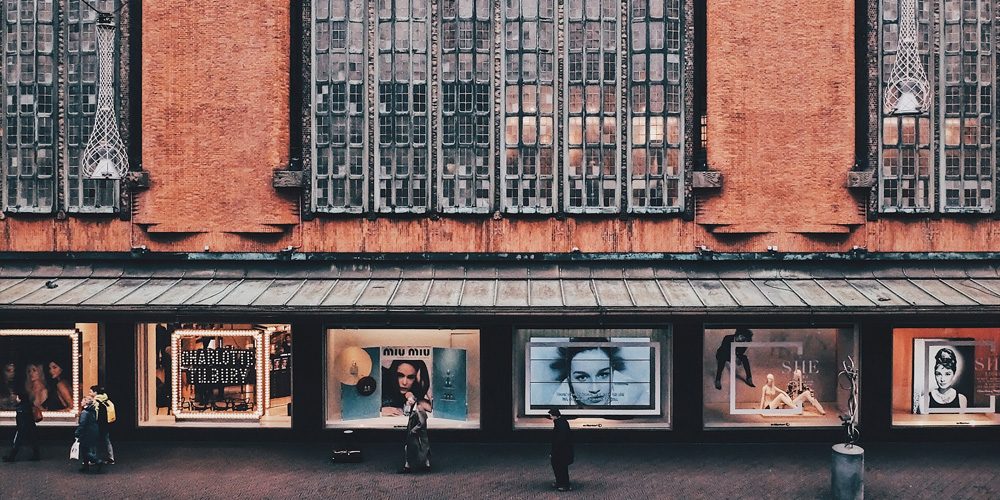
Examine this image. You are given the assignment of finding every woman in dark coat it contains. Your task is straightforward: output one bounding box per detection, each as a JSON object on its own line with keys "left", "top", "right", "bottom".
{"left": 2, "top": 391, "right": 40, "bottom": 462}
{"left": 74, "top": 397, "right": 101, "bottom": 472}
{"left": 399, "top": 392, "right": 431, "bottom": 473}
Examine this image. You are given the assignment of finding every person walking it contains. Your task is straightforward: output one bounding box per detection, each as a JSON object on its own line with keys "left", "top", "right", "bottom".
{"left": 2, "top": 391, "right": 40, "bottom": 462}
{"left": 90, "top": 386, "right": 116, "bottom": 464}
{"left": 548, "top": 409, "right": 574, "bottom": 492}
{"left": 74, "top": 397, "right": 101, "bottom": 473}
{"left": 399, "top": 392, "right": 431, "bottom": 473}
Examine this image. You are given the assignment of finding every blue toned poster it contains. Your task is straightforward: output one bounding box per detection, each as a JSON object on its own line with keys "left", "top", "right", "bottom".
{"left": 340, "top": 347, "right": 381, "bottom": 420}
{"left": 432, "top": 348, "right": 467, "bottom": 421}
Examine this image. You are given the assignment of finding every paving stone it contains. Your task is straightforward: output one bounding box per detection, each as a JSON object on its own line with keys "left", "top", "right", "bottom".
{"left": 0, "top": 441, "right": 996, "bottom": 499}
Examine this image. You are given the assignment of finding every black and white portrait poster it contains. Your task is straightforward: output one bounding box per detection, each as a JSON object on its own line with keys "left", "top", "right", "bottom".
{"left": 526, "top": 339, "right": 658, "bottom": 416}
{"left": 913, "top": 338, "right": 996, "bottom": 414}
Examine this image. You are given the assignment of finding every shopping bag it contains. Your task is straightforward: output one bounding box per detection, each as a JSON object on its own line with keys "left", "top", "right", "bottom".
{"left": 70, "top": 439, "right": 80, "bottom": 460}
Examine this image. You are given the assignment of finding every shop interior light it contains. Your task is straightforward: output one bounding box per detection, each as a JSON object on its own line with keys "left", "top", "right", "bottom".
{"left": 0, "top": 329, "right": 80, "bottom": 420}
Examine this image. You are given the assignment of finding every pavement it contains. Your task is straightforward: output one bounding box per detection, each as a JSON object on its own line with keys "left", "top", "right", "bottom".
{"left": 1, "top": 440, "right": 997, "bottom": 499}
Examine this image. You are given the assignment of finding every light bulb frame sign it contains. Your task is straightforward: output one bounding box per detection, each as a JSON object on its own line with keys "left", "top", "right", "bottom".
{"left": 0, "top": 329, "right": 81, "bottom": 421}
{"left": 171, "top": 329, "right": 268, "bottom": 421}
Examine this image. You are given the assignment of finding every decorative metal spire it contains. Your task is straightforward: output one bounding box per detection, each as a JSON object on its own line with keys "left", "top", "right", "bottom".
{"left": 884, "top": 0, "right": 931, "bottom": 115}
{"left": 81, "top": 13, "right": 129, "bottom": 180}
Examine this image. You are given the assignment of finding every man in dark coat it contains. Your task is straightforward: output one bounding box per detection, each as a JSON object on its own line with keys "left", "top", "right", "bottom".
{"left": 548, "top": 409, "right": 573, "bottom": 491}
{"left": 2, "top": 391, "right": 40, "bottom": 462}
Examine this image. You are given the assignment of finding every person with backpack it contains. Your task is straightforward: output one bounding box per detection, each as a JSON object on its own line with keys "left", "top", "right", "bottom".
{"left": 2, "top": 391, "right": 40, "bottom": 462}
{"left": 89, "top": 386, "right": 116, "bottom": 464}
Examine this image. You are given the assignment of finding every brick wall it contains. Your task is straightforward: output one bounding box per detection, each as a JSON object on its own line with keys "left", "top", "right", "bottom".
{"left": 699, "top": 0, "right": 864, "bottom": 234}
{"left": 3, "top": 1, "right": 1000, "bottom": 254}
{"left": 135, "top": 0, "right": 297, "bottom": 241}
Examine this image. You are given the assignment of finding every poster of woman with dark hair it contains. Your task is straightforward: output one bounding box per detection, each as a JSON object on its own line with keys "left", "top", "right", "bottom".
{"left": 381, "top": 359, "right": 432, "bottom": 416}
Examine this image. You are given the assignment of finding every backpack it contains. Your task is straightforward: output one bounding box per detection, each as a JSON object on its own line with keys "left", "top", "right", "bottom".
{"left": 97, "top": 398, "right": 116, "bottom": 425}
{"left": 104, "top": 399, "right": 116, "bottom": 424}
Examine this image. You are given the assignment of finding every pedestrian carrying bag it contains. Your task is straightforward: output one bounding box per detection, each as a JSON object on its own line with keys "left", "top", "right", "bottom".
{"left": 70, "top": 439, "right": 80, "bottom": 460}
{"left": 32, "top": 406, "right": 43, "bottom": 423}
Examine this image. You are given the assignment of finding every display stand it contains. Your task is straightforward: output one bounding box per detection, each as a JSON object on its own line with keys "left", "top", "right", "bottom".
{"left": 831, "top": 444, "right": 863, "bottom": 500}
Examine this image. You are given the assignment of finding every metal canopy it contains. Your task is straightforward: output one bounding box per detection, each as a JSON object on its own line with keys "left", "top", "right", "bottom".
{"left": 1, "top": 259, "right": 999, "bottom": 315}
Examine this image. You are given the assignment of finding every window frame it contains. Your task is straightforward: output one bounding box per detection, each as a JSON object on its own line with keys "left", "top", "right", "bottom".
{"left": 874, "top": 0, "right": 998, "bottom": 214}
{"left": 311, "top": 0, "right": 369, "bottom": 213}
{"left": 305, "top": 0, "right": 694, "bottom": 216}
{"left": 1, "top": 0, "right": 130, "bottom": 215}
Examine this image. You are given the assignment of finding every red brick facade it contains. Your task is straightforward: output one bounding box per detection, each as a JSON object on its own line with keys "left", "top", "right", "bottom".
{"left": 0, "top": 1, "right": 995, "bottom": 254}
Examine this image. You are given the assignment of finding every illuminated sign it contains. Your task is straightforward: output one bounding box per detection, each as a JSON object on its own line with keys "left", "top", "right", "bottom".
{"left": 171, "top": 330, "right": 267, "bottom": 421}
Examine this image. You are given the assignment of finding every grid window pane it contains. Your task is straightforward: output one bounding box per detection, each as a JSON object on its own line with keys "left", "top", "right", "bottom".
{"left": 938, "top": 0, "right": 994, "bottom": 211}
{"left": 2, "top": 0, "right": 123, "bottom": 213}
{"left": 375, "top": 0, "right": 430, "bottom": 211}
{"left": 439, "top": 1, "right": 492, "bottom": 212}
{"left": 313, "top": 0, "right": 367, "bottom": 211}
{"left": 65, "top": 0, "right": 118, "bottom": 211}
{"left": 564, "top": 1, "right": 620, "bottom": 211}
{"left": 502, "top": 0, "right": 556, "bottom": 212}
{"left": 3, "top": 0, "right": 57, "bottom": 211}
{"left": 879, "top": 0, "right": 995, "bottom": 212}
{"left": 629, "top": 0, "right": 683, "bottom": 211}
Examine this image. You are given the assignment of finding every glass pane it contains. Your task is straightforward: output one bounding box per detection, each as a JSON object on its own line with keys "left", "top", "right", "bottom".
{"left": 326, "top": 328, "right": 481, "bottom": 429}
{"left": 703, "top": 327, "right": 859, "bottom": 429}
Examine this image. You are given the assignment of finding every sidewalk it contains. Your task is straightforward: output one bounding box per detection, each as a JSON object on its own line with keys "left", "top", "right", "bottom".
{"left": 1, "top": 440, "right": 996, "bottom": 499}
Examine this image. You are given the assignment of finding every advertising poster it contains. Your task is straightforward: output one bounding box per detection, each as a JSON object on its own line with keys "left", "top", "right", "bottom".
{"left": 912, "top": 338, "right": 996, "bottom": 414}
{"left": 432, "top": 348, "right": 468, "bottom": 420}
{"left": 0, "top": 331, "right": 77, "bottom": 413}
{"left": 703, "top": 327, "right": 854, "bottom": 427}
{"left": 338, "top": 345, "right": 469, "bottom": 421}
{"left": 892, "top": 328, "right": 1000, "bottom": 426}
{"left": 526, "top": 339, "right": 658, "bottom": 416}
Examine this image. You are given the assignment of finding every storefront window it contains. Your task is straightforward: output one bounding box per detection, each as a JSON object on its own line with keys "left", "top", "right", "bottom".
{"left": 326, "top": 329, "right": 480, "bottom": 429}
{"left": 892, "top": 328, "right": 1000, "bottom": 427}
{"left": 136, "top": 323, "right": 292, "bottom": 427}
{"left": 514, "top": 328, "right": 671, "bottom": 429}
{"left": 703, "top": 326, "right": 858, "bottom": 429}
{"left": 0, "top": 325, "right": 102, "bottom": 426}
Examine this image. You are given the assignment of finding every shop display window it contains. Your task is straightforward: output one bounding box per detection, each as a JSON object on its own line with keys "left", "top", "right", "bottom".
{"left": 0, "top": 325, "right": 102, "bottom": 426}
{"left": 892, "top": 328, "right": 1000, "bottom": 427}
{"left": 703, "top": 326, "right": 858, "bottom": 429}
{"left": 136, "top": 323, "right": 292, "bottom": 428}
{"left": 326, "top": 329, "right": 480, "bottom": 429}
{"left": 514, "top": 328, "right": 671, "bottom": 429}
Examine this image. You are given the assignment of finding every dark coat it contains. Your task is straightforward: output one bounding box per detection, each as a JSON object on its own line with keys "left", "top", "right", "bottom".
{"left": 14, "top": 398, "right": 37, "bottom": 431}
{"left": 550, "top": 417, "right": 574, "bottom": 464}
{"left": 74, "top": 405, "right": 100, "bottom": 450}
{"left": 405, "top": 407, "right": 430, "bottom": 467}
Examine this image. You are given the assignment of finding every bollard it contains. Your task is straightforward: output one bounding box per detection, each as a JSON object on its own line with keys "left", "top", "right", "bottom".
{"left": 831, "top": 443, "right": 864, "bottom": 500}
